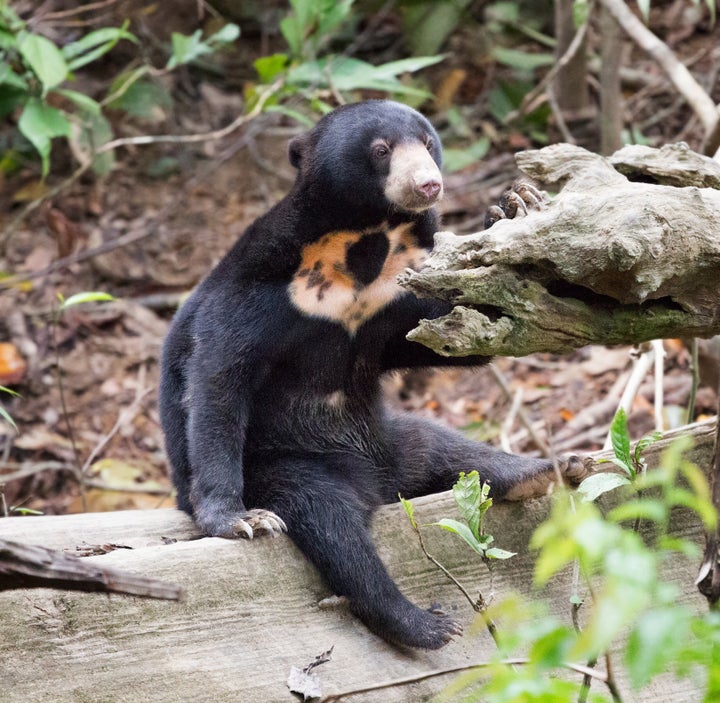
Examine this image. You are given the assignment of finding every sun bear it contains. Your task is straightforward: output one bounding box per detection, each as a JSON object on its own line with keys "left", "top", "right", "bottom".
{"left": 159, "top": 100, "right": 588, "bottom": 650}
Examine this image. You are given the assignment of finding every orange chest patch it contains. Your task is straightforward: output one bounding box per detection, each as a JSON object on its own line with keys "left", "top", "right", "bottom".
{"left": 288, "top": 224, "right": 427, "bottom": 334}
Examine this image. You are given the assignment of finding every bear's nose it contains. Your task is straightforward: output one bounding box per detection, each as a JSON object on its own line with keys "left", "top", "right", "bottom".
{"left": 415, "top": 179, "right": 442, "bottom": 200}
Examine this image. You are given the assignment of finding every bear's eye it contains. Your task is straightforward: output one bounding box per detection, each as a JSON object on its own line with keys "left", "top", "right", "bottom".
{"left": 371, "top": 142, "right": 390, "bottom": 159}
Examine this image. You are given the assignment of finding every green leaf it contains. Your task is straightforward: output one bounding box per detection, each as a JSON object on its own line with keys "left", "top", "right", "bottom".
{"left": 287, "top": 56, "right": 434, "bottom": 98}
{"left": 55, "top": 89, "right": 101, "bottom": 115}
{"left": 608, "top": 498, "right": 668, "bottom": 524}
{"left": 254, "top": 53, "right": 289, "bottom": 83}
{"left": 667, "top": 487, "right": 717, "bottom": 530}
{"left": 491, "top": 47, "right": 555, "bottom": 71}
{"left": 17, "top": 98, "right": 71, "bottom": 177}
{"left": 279, "top": 15, "right": 303, "bottom": 58}
{"left": 452, "top": 471, "right": 482, "bottom": 539}
{"left": 576, "top": 472, "right": 631, "bottom": 502}
{"left": 610, "top": 408, "right": 635, "bottom": 477}
{"left": 367, "top": 55, "right": 445, "bottom": 79}
{"left": 0, "top": 63, "right": 28, "bottom": 90}
{"left": 62, "top": 24, "right": 137, "bottom": 71}
{"left": 634, "top": 430, "right": 662, "bottom": 465}
{"left": 485, "top": 546, "right": 516, "bottom": 560}
{"left": 106, "top": 76, "right": 172, "bottom": 119}
{"left": 166, "top": 30, "right": 214, "bottom": 69}
{"left": 637, "top": 0, "right": 651, "bottom": 23}
{"left": 399, "top": 494, "right": 417, "bottom": 530}
{"left": 443, "top": 138, "right": 490, "bottom": 173}
{"left": 59, "top": 291, "right": 115, "bottom": 310}
{"left": 432, "top": 518, "right": 486, "bottom": 557}
{"left": 18, "top": 32, "right": 68, "bottom": 93}
{"left": 68, "top": 110, "right": 115, "bottom": 175}
{"left": 264, "top": 104, "right": 314, "bottom": 128}
{"left": 206, "top": 23, "right": 240, "bottom": 46}
{"left": 626, "top": 607, "right": 691, "bottom": 689}
{"left": 10, "top": 506, "right": 43, "bottom": 515}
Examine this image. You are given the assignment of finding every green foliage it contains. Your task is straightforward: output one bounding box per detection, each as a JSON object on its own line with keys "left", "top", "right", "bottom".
{"left": 426, "top": 471, "right": 516, "bottom": 561}
{"left": 404, "top": 434, "right": 718, "bottom": 701}
{"left": 0, "top": 4, "right": 239, "bottom": 178}
{"left": 250, "top": 0, "right": 443, "bottom": 116}
{"left": 0, "top": 4, "right": 136, "bottom": 176}
{"left": 166, "top": 24, "right": 239, "bottom": 69}
{"left": 577, "top": 408, "right": 662, "bottom": 503}
{"left": 57, "top": 291, "right": 116, "bottom": 310}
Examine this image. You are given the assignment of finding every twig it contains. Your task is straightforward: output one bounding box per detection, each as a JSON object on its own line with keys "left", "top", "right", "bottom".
{"left": 95, "top": 78, "right": 284, "bottom": 154}
{"left": 500, "top": 386, "right": 523, "bottom": 453}
{"left": 598, "top": 0, "right": 720, "bottom": 142}
{"left": 546, "top": 84, "right": 577, "bottom": 144}
{"left": 652, "top": 339, "right": 665, "bottom": 432}
{"left": 0, "top": 461, "right": 77, "bottom": 483}
{"left": 0, "top": 538, "right": 183, "bottom": 600}
{"left": 687, "top": 339, "right": 699, "bottom": 424}
{"left": 410, "top": 517, "right": 499, "bottom": 640}
{"left": 488, "top": 364, "right": 550, "bottom": 455}
{"left": 37, "top": 0, "right": 122, "bottom": 20}
{"left": 51, "top": 303, "right": 85, "bottom": 509}
{"left": 319, "top": 658, "right": 607, "bottom": 703}
{"left": 603, "top": 344, "right": 655, "bottom": 450}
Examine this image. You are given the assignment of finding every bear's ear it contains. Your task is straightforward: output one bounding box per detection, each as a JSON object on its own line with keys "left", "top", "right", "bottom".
{"left": 288, "top": 135, "right": 306, "bottom": 169}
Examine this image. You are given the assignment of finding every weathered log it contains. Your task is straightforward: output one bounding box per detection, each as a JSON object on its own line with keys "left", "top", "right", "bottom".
{"left": 0, "top": 420, "right": 714, "bottom": 703}
{"left": 401, "top": 143, "right": 720, "bottom": 358}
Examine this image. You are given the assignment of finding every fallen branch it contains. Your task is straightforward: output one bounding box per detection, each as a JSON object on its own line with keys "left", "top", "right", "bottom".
{"left": 0, "top": 538, "right": 183, "bottom": 600}
{"left": 319, "top": 657, "right": 607, "bottom": 703}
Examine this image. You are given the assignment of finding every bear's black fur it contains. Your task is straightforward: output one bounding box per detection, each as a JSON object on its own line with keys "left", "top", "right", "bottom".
{"left": 159, "top": 100, "right": 586, "bottom": 650}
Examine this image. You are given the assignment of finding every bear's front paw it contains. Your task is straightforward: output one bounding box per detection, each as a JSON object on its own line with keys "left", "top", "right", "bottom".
{"left": 197, "top": 507, "right": 287, "bottom": 539}
{"left": 484, "top": 181, "right": 545, "bottom": 229}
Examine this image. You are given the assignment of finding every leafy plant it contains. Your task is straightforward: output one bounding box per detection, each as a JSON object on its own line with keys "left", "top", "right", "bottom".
{"left": 0, "top": 4, "right": 136, "bottom": 176}
{"left": 0, "top": 4, "right": 240, "bottom": 178}
{"left": 576, "top": 408, "right": 662, "bottom": 502}
{"left": 431, "top": 471, "right": 515, "bottom": 561}
{"left": 432, "top": 439, "right": 719, "bottom": 702}
{"left": 250, "top": 0, "right": 444, "bottom": 115}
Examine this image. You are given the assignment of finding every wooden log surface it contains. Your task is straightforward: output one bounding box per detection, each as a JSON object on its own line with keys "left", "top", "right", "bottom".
{"left": 0, "top": 420, "right": 714, "bottom": 703}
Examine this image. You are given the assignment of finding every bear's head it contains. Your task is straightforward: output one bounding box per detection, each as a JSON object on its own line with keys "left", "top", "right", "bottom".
{"left": 288, "top": 101, "right": 443, "bottom": 224}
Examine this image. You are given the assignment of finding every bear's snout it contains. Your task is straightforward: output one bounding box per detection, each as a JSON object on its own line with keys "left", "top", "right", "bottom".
{"left": 415, "top": 179, "right": 442, "bottom": 201}
{"left": 384, "top": 142, "right": 443, "bottom": 212}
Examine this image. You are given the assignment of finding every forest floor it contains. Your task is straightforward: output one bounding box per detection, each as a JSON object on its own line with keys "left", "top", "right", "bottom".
{"left": 1, "top": 3, "right": 719, "bottom": 518}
